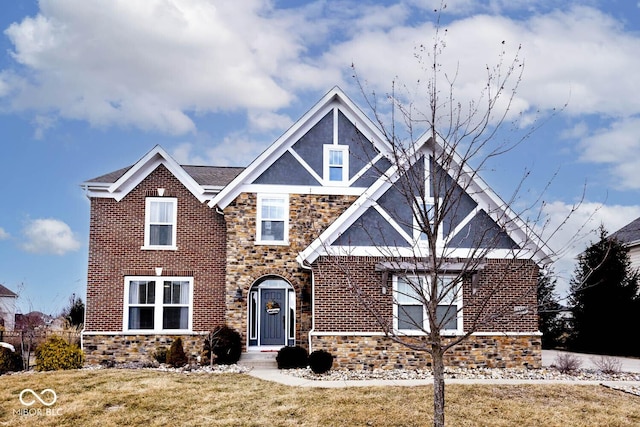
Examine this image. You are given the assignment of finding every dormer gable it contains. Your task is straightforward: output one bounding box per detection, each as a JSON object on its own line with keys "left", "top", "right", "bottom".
{"left": 81, "top": 145, "right": 208, "bottom": 203}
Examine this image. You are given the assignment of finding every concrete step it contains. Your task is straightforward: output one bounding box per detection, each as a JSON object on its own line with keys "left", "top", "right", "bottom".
{"left": 238, "top": 352, "right": 278, "bottom": 369}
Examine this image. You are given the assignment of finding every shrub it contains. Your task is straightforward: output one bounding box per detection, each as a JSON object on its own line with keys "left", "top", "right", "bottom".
{"left": 308, "top": 349, "right": 333, "bottom": 374}
{"left": 153, "top": 346, "right": 168, "bottom": 364}
{"left": 276, "top": 346, "right": 308, "bottom": 369}
{"left": 35, "top": 336, "right": 84, "bottom": 371}
{"left": 553, "top": 353, "right": 582, "bottom": 374}
{"left": 0, "top": 346, "right": 23, "bottom": 374}
{"left": 591, "top": 356, "right": 622, "bottom": 375}
{"left": 203, "top": 325, "right": 242, "bottom": 365}
{"left": 166, "top": 338, "right": 188, "bottom": 368}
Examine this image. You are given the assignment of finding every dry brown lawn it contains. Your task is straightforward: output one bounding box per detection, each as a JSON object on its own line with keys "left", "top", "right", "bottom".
{"left": 0, "top": 369, "right": 638, "bottom": 426}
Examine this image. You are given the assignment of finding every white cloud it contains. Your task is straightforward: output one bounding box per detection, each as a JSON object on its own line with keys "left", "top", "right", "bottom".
{"left": 172, "top": 133, "right": 269, "bottom": 167}
{"left": 0, "top": 227, "right": 9, "bottom": 240}
{"left": 21, "top": 218, "right": 81, "bottom": 255}
{"left": 1, "top": 0, "right": 324, "bottom": 134}
{"left": 576, "top": 117, "right": 640, "bottom": 190}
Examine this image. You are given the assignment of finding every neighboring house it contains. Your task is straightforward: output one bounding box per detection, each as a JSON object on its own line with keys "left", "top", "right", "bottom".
{"left": 81, "top": 87, "right": 549, "bottom": 368}
{"left": 609, "top": 216, "right": 640, "bottom": 272}
{"left": 0, "top": 284, "right": 17, "bottom": 331}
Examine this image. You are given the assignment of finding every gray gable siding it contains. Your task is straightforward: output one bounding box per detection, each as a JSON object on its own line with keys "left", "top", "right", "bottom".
{"left": 252, "top": 150, "right": 320, "bottom": 185}
{"left": 377, "top": 185, "right": 413, "bottom": 236}
{"left": 337, "top": 111, "right": 380, "bottom": 181}
{"left": 448, "top": 210, "right": 518, "bottom": 249}
{"left": 291, "top": 111, "right": 333, "bottom": 176}
{"left": 352, "top": 157, "right": 392, "bottom": 187}
{"left": 334, "top": 207, "right": 405, "bottom": 247}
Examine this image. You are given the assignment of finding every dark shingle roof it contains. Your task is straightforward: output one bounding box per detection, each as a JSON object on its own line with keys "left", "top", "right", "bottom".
{"left": 0, "top": 284, "right": 17, "bottom": 297}
{"left": 610, "top": 216, "right": 640, "bottom": 245}
{"left": 182, "top": 166, "right": 245, "bottom": 187}
{"left": 86, "top": 165, "right": 245, "bottom": 187}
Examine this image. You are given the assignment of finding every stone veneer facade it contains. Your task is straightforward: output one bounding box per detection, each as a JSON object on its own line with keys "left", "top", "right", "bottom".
{"left": 310, "top": 334, "right": 542, "bottom": 369}
{"left": 222, "top": 192, "right": 357, "bottom": 350}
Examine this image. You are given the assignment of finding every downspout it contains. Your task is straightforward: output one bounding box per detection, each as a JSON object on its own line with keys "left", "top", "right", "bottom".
{"left": 296, "top": 254, "right": 315, "bottom": 353}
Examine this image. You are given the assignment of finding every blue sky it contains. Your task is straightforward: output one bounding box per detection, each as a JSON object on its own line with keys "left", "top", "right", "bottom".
{"left": 1, "top": 0, "right": 640, "bottom": 314}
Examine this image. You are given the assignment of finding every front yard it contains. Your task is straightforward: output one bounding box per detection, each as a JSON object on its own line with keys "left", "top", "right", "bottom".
{"left": 0, "top": 369, "right": 639, "bottom": 426}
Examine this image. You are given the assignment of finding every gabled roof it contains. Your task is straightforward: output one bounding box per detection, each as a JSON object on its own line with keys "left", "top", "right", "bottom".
{"left": 0, "top": 284, "right": 17, "bottom": 298}
{"left": 610, "top": 216, "right": 640, "bottom": 247}
{"left": 298, "top": 135, "right": 553, "bottom": 266}
{"left": 81, "top": 146, "right": 244, "bottom": 202}
{"left": 209, "top": 86, "right": 394, "bottom": 209}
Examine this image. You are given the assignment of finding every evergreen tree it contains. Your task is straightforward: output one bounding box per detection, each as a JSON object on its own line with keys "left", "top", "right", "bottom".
{"left": 537, "top": 271, "right": 565, "bottom": 349}
{"left": 569, "top": 226, "right": 640, "bottom": 356}
{"left": 61, "top": 294, "right": 85, "bottom": 329}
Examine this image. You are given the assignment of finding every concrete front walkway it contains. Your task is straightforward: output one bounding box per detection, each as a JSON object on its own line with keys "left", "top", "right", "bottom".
{"left": 247, "top": 350, "right": 640, "bottom": 388}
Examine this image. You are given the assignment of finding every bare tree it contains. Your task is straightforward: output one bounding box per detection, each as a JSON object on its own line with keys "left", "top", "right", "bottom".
{"left": 314, "top": 9, "right": 575, "bottom": 427}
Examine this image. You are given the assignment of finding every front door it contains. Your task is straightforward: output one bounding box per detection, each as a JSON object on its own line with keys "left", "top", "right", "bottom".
{"left": 259, "top": 288, "right": 286, "bottom": 346}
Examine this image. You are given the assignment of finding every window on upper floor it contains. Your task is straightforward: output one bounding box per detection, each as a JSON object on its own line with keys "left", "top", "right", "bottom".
{"left": 124, "top": 277, "right": 192, "bottom": 332}
{"left": 256, "top": 194, "right": 289, "bottom": 245}
{"left": 393, "top": 275, "right": 462, "bottom": 335}
{"left": 143, "top": 197, "right": 177, "bottom": 250}
{"left": 414, "top": 198, "right": 443, "bottom": 246}
{"left": 323, "top": 144, "right": 349, "bottom": 184}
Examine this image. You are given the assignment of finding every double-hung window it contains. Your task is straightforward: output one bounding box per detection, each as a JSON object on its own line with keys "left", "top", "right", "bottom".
{"left": 256, "top": 194, "right": 289, "bottom": 244}
{"left": 143, "top": 197, "right": 177, "bottom": 249}
{"left": 393, "top": 275, "right": 462, "bottom": 334}
{"left": 323, "top": 145, "right": 349, "bottom": 184}
{"left": 125, "top": 277, "right": 192, "bottom": 332}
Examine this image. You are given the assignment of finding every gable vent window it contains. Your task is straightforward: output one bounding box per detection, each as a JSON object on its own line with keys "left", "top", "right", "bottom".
{"left": 323, "top": 145, "right": 349, "bottom": 185}
{"left": 143, "top": 197, "right": 177, "bottom": 250}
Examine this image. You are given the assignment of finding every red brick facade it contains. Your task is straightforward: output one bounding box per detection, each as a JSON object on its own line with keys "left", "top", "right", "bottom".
{"left": 312, "top": 256, "right": 539, "bottom": 334}
{"left": 85, "top": 164, "right": 227, "bottom": 334}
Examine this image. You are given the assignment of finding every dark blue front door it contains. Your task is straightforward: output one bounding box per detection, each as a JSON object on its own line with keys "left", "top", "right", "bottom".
{"left": 260, "top": 288, "right": 286, "bottom": 346}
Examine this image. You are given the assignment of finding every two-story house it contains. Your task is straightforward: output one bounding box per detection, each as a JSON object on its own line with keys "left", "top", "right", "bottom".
{"left": 81, "top": 87, "right": 549, "bottom": 369}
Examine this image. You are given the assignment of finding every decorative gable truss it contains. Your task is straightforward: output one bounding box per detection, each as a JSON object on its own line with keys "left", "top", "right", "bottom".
{"left": 210, "top": 87, "right": 394, "bottom": 209}
{"left": 298, "top": 137, "right": 552, "bottom": 265}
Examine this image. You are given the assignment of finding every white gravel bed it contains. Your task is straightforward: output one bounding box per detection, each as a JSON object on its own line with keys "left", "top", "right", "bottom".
{"left": 286, "top": 366, "right": 640, "bottom": 383}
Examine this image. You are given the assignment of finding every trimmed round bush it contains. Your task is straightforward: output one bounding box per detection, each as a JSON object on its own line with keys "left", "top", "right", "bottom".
{"left": 204, "top": 325, "right": 242, "bottom": 365}
{"left": 167, "top": 338, "right": 188, "bottom": 367}
{"left": 276, "top": 345, "right": 308, "bottom": 369}
{"left": 35, "top": 336, "right": 84, "bottom": 371}
{"left": 308, "top": 349, "right": 333, "bottom": 374}
{"left": 0, "top": 346, "right": 23, "bottom": 374}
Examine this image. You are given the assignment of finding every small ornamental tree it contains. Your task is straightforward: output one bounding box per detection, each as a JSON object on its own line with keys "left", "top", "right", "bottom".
{"left": 325, "top": 6, "right": 576, "bottom": 427}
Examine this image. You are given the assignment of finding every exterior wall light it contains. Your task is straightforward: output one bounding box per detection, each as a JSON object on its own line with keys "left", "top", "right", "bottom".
{"left": 234, "top": 287, "right": 244, "bottom": 302}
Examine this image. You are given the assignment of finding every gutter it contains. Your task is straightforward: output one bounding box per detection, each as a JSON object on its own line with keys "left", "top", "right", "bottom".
{"left": 297, "top": 255, "right": 315, "bottom": 353}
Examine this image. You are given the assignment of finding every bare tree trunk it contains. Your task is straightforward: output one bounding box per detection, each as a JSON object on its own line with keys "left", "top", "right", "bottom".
{"left": 432, "top": 343, "right": 446, "bottom": 427}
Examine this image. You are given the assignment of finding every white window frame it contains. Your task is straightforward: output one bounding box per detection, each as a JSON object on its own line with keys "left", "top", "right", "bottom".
{"left": 323, "top": 144, "right": 349, "bottom": 185}
{"left": 123, "top": 276, "right": 193, "bottom": 333}
{"left": 256, "top": 194, "right": 289, "bottom": 245}
{"left": 142, "top": 197, "right": 177, "bottom": 250}
{"left": 414, "top": 198, "right": 443, "bottom": 247}
{"left": 392, "top": 275, "right": 463, "bottom": 335}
